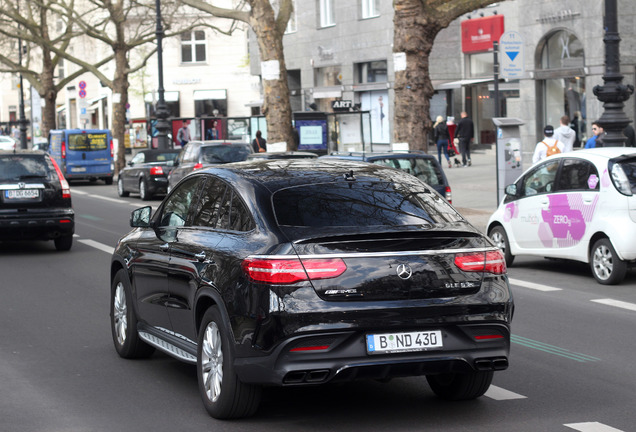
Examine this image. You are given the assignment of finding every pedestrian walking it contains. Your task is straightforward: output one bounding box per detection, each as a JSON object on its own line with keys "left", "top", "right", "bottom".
{"left": 252, "top": 130, "right": 267, "bottom": 153}
{"left": 433, "top": 115, "right": 451, "bottom": 168}
{"left": 532, "top": 125, "right": 564, "bottom": 163}
{"left": 553, "top": 115, "right": 576, "bottom": 153}
{"left": 455, "top": 111, "right": 474, "bottom": 166}
{"left": 177, "top": 120, "right": 191, "bottom": 147}
{"left": 584, "top": 121, "right": 604, "bottom": 149}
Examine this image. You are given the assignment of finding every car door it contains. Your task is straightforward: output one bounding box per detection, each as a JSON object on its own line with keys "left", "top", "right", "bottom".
{"left": 131, "top": 176, "right": 203, "bottom": 330}
{"left": 124, "top": 151, "right": 145, "bottom": 191}
{"left": 508, "top": 158, "right": 561, "bottom": 250}
{"left": 545, "top": 158, "right": 600, "bottom": 252}
{"left": 166, "top": 176, "right": 247, "bottom": 341}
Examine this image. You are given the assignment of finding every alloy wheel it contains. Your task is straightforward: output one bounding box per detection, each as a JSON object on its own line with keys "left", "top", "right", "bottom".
{"left": 201, "top": 321, "right": 224, "bottom": 403}
{"left": 113, "top": 282, "right": 128, "bottom": 346}
{"left": 592, "top": 244, "right": 613, "bottom": 281}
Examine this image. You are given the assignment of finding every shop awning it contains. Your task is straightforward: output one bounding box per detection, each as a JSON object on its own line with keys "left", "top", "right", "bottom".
{"left": 434, "top": 77, "right": 494, "bottom": 90}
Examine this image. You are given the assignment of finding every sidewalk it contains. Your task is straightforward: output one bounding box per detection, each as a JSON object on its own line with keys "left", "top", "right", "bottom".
{"left": 439, "top": 147, "right": 500, "bottom": 233}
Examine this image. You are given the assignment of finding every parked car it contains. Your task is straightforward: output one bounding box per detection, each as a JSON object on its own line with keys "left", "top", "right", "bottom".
{"left": 487, "top": 147, "right": 636, "bottom": 285}
{"left": 48, "top": 129, "right": 115, "bottom": 184}
{"left": 0, "top": 150, "right": 74, "bottom": 250}
{"left": 246, "top": 150, "right": 318, "bottom": 160}
{"left": 320, "top": 151, "right": 452, "bottom": 203}
{"left": 0, "top": 135, "right": 17, "bottom": 151}
{"left": 110, "top": 159, "right": 513, "bottom": 419}
{"left": 167, "top": 140, "right": 252, "bottom": 192}
{"left": 117, "top": 149, "right": 181, "bottom": 200}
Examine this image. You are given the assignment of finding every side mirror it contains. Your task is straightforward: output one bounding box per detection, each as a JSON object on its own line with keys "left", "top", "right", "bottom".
{"left": 127, "top": 161, "right": 134, "bottom": 166}
{"left": 505, "top": 184, "right": 517, "bottom": 196}
{"left": 130, "top": 206, "right": 152, "bottom": 227}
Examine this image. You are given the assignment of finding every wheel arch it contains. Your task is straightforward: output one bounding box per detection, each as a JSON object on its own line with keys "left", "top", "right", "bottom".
{"left": 195, "top": 286, "right": 231, "bottom": 340}
{"left": 588, "top": 231, "right": 609, "bottom": 261}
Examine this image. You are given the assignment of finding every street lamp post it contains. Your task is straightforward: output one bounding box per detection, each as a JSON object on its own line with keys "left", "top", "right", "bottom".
{"left": 154, "top": 0, "right": 171, "bottom": 150}
{"left": 593, "top": 0, "right": 634, "bottom": 147}
{"left": 17, "top": 7, "right": 28, "bottom": 149}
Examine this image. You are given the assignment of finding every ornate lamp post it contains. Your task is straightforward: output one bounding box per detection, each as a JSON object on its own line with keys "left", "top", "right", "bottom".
{"left": 154, "top": 0, "right": 171, "bottom": 150}
{"left": 593, "top": 0, "right": 634, "bottom": 147}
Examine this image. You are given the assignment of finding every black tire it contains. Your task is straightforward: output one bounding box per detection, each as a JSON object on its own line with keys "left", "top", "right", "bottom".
{"left": 110, "top": 269, "right": 155, "bottom": 358}
{"left": 117, "top": 178, "right": 129, "bottom": 197}
{"left": 104, "top": 177, "right": 113, "bottom": 185}
{"left": 489, "top": 225, "right": 514, "bottom": 266}
{"left": 590, "top": 238, "right": 627, "bottom": 285}
{"left": 197, "top": 307, "right": 262, "bottom": 419}
{"left": 139, "top": 178, "right": 151, "bottom": 201}
{"left": 426, "top": 370, "right": 494, "bottom": 400}
{"left": 54, "top": 235, "right": 73, "bottom": 251}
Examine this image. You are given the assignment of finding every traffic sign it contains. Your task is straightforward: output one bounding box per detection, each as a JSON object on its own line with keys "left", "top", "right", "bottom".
{"left": 79, "top": 80, "right": 87, "bottom": 90}
{"left": 79, "top": 89, "right": 87, "bottom": 98}
{"left": 499, "top": 31, "right": 524, "bottom": 79}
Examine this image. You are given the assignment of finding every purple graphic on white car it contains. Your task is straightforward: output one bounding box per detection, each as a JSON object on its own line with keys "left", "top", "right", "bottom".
{"left": 588, "top": 174, "right": 599, "bottom": 189}
{"left": 539, "top": 193, "right": 600, "bottom": 248}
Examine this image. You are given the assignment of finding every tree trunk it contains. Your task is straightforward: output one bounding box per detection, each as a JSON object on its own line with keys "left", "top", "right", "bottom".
{"left": 392, "top": 0, "right": 439, "bottom": 152}
{"left": 112, "top": 48, "right": 130, "bottom": 174}
{"left": 39, "top": 63, "right": 57, "bottom": 138}
{"left": 249, "top": 5, "right": 294, "bottom": 150}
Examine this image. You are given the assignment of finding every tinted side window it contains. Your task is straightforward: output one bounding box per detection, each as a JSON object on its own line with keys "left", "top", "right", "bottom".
{"left": 192, "top": 178, "right": 228, "bottom": 228}
{"left": 159, "top": 177, "right": 201, "bottom": 227}
{"left": 520, "top": 159, "right": 560, "bottom": 197}
{"left": 228, "top": 191, "right": 255, "bottom": 231}
{"left": 556, "top": 158, "right": 599, "bottom": 191}
{"left": 183, "top": 143, "right": 198, "bottom": 163}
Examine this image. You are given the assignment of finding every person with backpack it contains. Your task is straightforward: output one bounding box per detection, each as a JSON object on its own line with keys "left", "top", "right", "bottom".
{"left": 532, "top": 125, "right": 564, "bottom": 163}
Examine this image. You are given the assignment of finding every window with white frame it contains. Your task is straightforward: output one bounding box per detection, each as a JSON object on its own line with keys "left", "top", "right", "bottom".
{"left": 181, "top": 30, "right": 206, "bottom": 64}
{"left": 319, "top": 0, "right": 335, "bottom": 28}
{"left": 361, "top": 0, "right": 379, "bottom": 19}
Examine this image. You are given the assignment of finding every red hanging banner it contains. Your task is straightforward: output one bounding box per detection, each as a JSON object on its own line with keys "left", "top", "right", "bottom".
{"left": 461, "top": 15, "right": 505, "bottom": 53}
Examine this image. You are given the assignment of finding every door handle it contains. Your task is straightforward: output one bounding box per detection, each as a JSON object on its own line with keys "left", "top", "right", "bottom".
{"left": 195, "top": 251, "right": 215, "bottom": 264}
{"left": 160, "top": 243, "right": 170, "bottom": 252}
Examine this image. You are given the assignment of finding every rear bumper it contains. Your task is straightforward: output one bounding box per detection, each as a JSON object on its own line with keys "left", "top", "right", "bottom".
{"left": 234, "top": 322, "right": 511, "bottom": 386}
{"left": 0, "top": 210, "right": 74, "bottom": 241}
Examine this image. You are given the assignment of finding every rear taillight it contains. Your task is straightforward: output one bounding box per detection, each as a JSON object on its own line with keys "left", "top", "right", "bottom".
{"left": 193, "top": 163, "right": 203, "bottom": 170}
{"left": 242, "top": 258, "right": 347, "bottom": 284}
{"left": 445, "top": 186, "right": 452, "bottom": 203}
{"left": 61, "top": 141, "right": 66, "bottom": 159}
{"left": 454, "top": 250, "right": 506, "bottom": 275}
{"left": 49, "top": 157, "right": 71, "bottom": 199}
{"left": 110, "top": 139, "right": 114, "bottom": 158}
{"left": 150, "top": 166, "right": 164, "bottom": 175}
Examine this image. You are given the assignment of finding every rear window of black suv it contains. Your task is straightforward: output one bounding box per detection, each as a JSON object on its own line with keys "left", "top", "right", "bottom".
{"left": 0, "top": 154, "right": 52, "bottom": 182}
{"left": 272, "top": 181, "right": 462, "bottom": 227}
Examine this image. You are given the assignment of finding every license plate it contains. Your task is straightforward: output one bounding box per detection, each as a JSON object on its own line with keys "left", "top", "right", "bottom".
{"left": 366, "top": 330, "right": 443, "bottom": 354}
{"left": 5, "top": 189, "right": 39, "bottom": 199}
{"left": 71, "top": 167, "right": 86, "bottom": 172}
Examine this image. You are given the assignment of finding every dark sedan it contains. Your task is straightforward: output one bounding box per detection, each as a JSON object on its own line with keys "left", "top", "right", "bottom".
{"left": 110, "top": 159, "right": 513, "bottom": 419}
{"left": 117, "top": 149, "right": 180, "bottom": 200}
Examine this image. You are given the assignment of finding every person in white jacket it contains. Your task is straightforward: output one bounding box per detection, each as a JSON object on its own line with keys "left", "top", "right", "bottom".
{"left": 532, "top": 125, "right": 565, "bottom": 163}
{"left": 553, "top": 115, "right": 576, "bottom": 152}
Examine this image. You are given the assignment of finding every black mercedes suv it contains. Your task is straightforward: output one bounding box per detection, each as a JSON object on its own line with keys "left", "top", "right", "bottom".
{"left": 110, "top": 159, "right": 513, "bottom": 419}
{"left": 0, "top": 150, "right": 74, "bottom": 250}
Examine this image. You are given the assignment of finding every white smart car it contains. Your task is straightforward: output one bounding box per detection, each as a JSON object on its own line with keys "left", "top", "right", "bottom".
{"left": 487, "top": 147, "right": 636, "bottom": 285}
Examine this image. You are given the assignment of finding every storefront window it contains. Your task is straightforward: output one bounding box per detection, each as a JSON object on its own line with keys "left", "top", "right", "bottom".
{"left": 356, "top": 61, "right": 387, "bottom": 84}
{"left": 538, "top": 30, "right": 586, "bottom": 146}
{"left": 468, "top": 52, "right": 493, "bottom": 77}
{"left": 314, "top": 66, "right": 342, "bottom": 87}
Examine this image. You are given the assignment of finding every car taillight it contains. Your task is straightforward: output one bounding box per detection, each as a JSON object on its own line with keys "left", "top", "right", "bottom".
{"left": 150, "top": 166, "right": 164, "bottom": 175}
{"left": 445, "top": 186, "right": 452, "bottom": 203}
{"left": 49, "top": 157, "right": 71, "bottom": 199}
{"left": 110, "top": 139, "right": 114, "bottom": 158}
{"left": 455, "top": 250, "right": 506, "bottom": 275}
{"left": 61, "top": 141, "right": 66, "bottom": 159}
{"left": 193, "top": 163, "right": 203, "bottom": 170}
{"left": 242, "top": 258, "right": 347, "bottom": 284}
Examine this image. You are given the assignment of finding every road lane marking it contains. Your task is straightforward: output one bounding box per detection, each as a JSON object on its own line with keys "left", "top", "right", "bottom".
{"left": 484, "top": 385, "right": 526, "bottom": 400}
{"left": 591, "top": 299, "right": 636, "bottom": 312}
{"left": 511, "top": 335, "right": 600, "bottom": 362}
{"left": 78, "top": 239, "right": 114, "bottom": 255}
{"left": 508, "top": 278, "right": 562, "bottom": 292}
{"left": 564, "top": 422, "right": 624, "bottom": 432}
{"left": 72, "top": 189, "right": 129, "bottom": 204}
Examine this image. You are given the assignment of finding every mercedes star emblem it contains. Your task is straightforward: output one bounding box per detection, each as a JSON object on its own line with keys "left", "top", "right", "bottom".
{"left": 396, "top": 263, "right": 413, "bottom": 280}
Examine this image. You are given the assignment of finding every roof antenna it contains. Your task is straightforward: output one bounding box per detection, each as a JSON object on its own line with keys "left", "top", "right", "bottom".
{"left": 343, "top": 170, "right": 356, "bottom": 181}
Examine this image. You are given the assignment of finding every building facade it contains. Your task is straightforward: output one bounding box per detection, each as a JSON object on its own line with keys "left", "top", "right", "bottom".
{"left": 249, "top": 0, "right": 636, "bottom": 159}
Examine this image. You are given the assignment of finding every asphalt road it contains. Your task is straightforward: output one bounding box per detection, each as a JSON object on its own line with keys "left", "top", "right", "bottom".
{"left": 2, "top": 178, "right": 635, "bottom": 432}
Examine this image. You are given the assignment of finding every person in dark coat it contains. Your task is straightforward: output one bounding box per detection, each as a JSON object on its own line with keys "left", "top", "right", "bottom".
{"left": 623, "top": 124, "right": 635, "bottom": 147}
{"left": 433, "top": 115, "right": 451, "bottom": 168}
{"left": 455, "top": 111, "right": 475, "bottom": 167}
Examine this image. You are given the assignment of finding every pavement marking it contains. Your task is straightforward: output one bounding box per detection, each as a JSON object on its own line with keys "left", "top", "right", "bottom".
{"left": 484, "top": 385, "right": 527, "bottom": 400}
{"left": 591, "top": 299, "right": 636, "bottom": 312}
{"left": 508, "top": 278, "right": 562, "bottom": 292}
{"left": 72, "top": 189, "right": 129, "bottom": 204}
{"left": 78, "top": 238, "right": 114, "bottom": 255}
{"left": 511, "top": 335, "right": 600, "bottom": 363}
{"left": 564, "top": 422, "right": 624, "bottom": 432}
